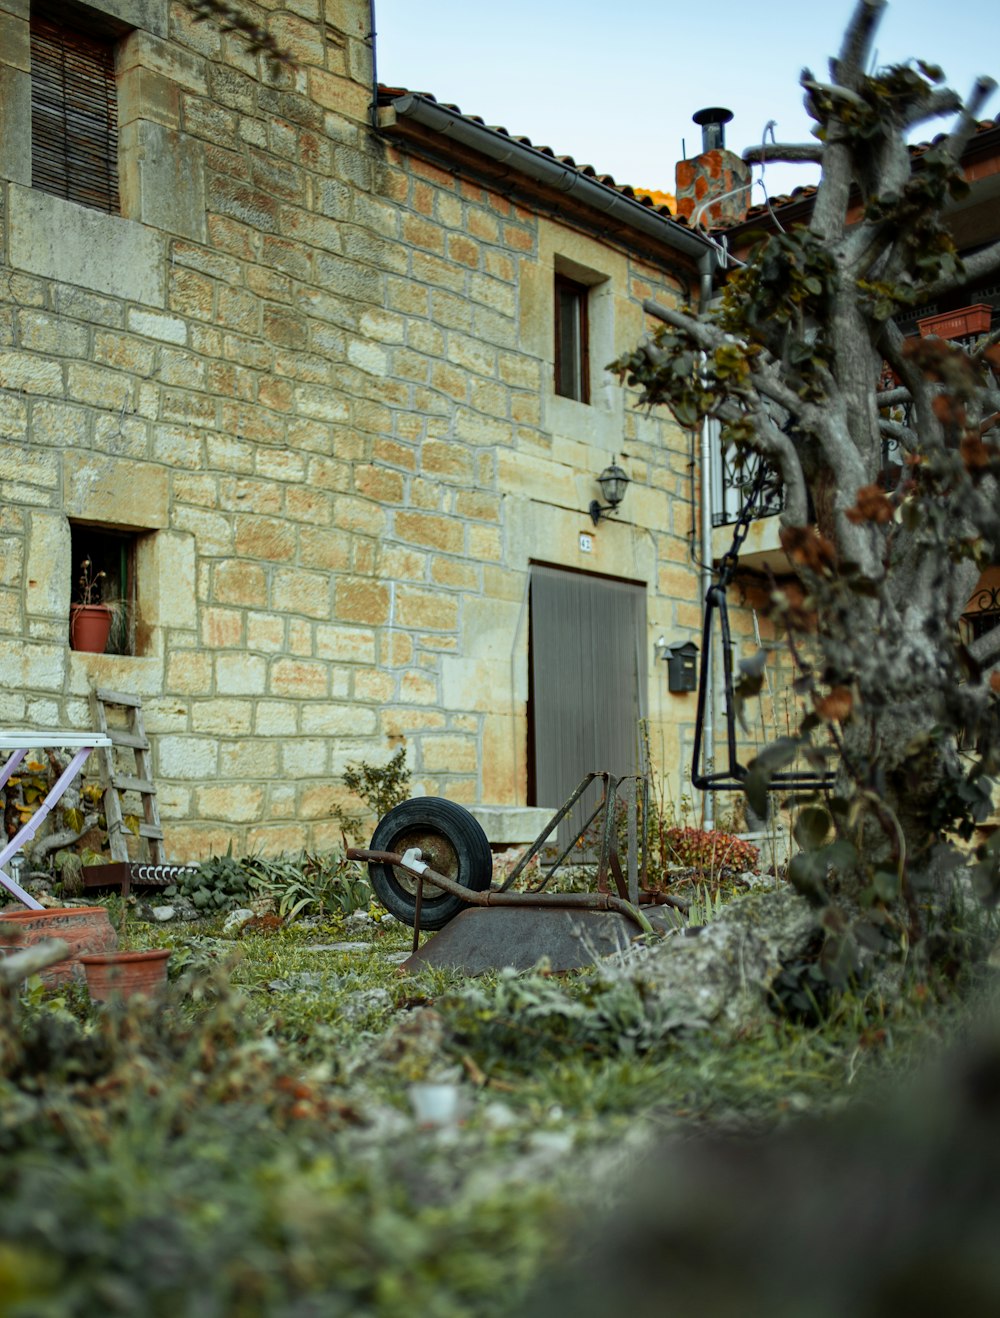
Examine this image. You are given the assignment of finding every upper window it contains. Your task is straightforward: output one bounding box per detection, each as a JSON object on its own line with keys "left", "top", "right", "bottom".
{"left": 555, "top": 274, "right": 590, "bottom": 403}
{"left": 31, "top": 7, "right": 120, "bottom": 214}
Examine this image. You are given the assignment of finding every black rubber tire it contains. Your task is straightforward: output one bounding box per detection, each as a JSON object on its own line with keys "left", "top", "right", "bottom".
{"left": 368, "top": 797, "right": 492, "bottom": 930}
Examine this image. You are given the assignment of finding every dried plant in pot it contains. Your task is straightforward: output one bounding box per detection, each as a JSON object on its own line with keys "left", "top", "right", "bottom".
{"left": 68, "top": 557, "right": 126, "bottom": 654}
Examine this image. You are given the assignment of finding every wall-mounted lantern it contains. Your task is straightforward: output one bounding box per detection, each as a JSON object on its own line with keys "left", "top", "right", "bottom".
{"left": 589, "top": 457, "right": 630, "bottom": 526}
{"left": 663, "top": 639, "right": 699, "bottom": 693}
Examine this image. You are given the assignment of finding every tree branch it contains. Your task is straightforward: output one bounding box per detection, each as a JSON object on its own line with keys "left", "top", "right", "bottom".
{"left": 901, "top": 87, "right": 963, "bottom": 130}
{"left": 943, "top": 76, "right": 999, "bottom": 164}
{"left": 747, "top": 406, "right": 810, "bottom": 524}
{"left": 30, "top": 813, "right": 99, "bottom": 860}
{"left": 642, "top": 299, "right": 726, "bottom": 353}
{"left": 969, "top": 626, "right": 1000, "bottom": 666}
{"left": 742, "top": 143, "right": 825, "bottom": 165}
{"left": 879, "top": 417, "right": 916, "bottom": 446}
{"left": 0, "top": 939, "right": 70, "bottom": 987}
{"left": 923, "top": 238, "right": 1000, "bottom": 304}
{"left": 831, "top": 0, "right": 886, "bottom": 88}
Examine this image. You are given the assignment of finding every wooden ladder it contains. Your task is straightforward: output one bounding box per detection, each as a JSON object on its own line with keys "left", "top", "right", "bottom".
{"left": 89, "top": 688, "right": 166, "bottom": 865}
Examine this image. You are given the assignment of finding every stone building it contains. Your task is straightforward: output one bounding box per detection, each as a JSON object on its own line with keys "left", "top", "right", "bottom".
{"left": 0, "top": 0, "right": 719, "bottom": 859}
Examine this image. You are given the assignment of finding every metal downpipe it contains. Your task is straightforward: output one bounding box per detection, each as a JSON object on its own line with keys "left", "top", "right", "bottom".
{"left": 698, "top": 249, "right": 716, "bottom": 830}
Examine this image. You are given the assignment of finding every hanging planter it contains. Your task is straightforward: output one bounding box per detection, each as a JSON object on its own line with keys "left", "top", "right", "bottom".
{"left": 0, "top": 906, "right": 117, "bottom": 986}
{"left": 79, "top": 948, "right": 172, "bottom": 1003}
{"left": 69, "top": 603, "right": 113, "bottom": 653}
{"left": 917, "top": 304, "right": 993, "bottom": 341}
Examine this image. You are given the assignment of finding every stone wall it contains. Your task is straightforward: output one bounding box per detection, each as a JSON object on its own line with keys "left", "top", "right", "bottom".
{"left": 0, "top": 0, "right": 702, "bottom": 860}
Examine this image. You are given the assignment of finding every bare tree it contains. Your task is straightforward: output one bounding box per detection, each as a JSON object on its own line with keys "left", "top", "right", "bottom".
{"left": 616, "top": 0, "right": 1000, "bottom": 970}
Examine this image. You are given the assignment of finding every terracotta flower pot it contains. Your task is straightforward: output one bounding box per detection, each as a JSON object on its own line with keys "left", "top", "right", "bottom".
{"left": 0, "top": 905, "right": 118, "bottom": 985}
{"left": 69, "top": 603, "right": 112, "bottom": 653}
{"left": 79, "top": 948, "right": 171, "bottom": 1003}
{"left": 917, "top": 304, "right": 993, "bottom": 341}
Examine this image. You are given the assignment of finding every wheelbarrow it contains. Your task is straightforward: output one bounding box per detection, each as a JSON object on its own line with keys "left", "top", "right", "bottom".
{"left": 347, "top": 772, "right": 687, "bottom": 973}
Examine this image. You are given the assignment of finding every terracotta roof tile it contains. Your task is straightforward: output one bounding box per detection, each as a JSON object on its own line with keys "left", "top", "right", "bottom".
{"left": 378, "top": 86, "right": 999, "bottom": 238}
{"left": 376, "top": 84, "right": 687, "bottom": 225}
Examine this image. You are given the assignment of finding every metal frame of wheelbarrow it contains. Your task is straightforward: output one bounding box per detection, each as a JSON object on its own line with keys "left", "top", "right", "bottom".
{"left": 347, "top": 772, "right": 688, "bottom": 968}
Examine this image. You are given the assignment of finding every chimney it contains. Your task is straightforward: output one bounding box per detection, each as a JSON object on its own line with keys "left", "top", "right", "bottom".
{"left": 675, "top": 107, "right": 751, "bottom": 228}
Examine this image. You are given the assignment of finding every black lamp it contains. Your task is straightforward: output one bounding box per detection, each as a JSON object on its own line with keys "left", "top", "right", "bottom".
{"left": 589, "top": 457, "right": 630, "bottom": 526}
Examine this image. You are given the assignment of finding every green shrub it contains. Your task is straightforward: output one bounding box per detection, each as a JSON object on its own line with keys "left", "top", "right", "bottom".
{"left": 334, "top": 747, "right": 411, "bottom": 844}
{"left": 163, "top": 844, "right": 255, "bottom": 911}
{"left": 249, "top": 850, "right": 373, "bottom": 921}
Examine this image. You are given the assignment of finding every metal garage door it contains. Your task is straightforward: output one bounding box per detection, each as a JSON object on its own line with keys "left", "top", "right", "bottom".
{"left": 529, "top": 565, "right": 647, "bottom": 849}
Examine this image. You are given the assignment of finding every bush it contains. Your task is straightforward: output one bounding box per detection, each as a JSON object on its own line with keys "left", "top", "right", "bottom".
{"left": 163, "top": 846, "right": 255, "bottom": 912}
{"left": 664, "top": 827, "right": 759, "bottom": 874}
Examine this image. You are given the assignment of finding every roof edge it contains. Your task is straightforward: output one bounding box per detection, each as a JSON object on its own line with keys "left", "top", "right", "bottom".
{"left": 383, "top": 92, "right": 715, "bottom": 263}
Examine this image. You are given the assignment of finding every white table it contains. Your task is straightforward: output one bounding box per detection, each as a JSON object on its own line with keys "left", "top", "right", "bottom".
{"left": 0, "top": 733, "right": 112, "bottom": 910}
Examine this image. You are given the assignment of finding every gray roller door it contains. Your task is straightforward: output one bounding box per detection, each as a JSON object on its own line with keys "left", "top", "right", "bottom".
{"left": 529, "top": 565, "right": 647, "bottom": 849}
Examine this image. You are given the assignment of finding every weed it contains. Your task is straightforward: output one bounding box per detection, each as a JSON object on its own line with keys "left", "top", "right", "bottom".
{"left": 333, "top": 747, "right": 411, "bottom": 844}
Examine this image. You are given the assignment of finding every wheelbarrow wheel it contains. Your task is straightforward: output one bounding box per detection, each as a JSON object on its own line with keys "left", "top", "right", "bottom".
{"left": 368, "top": 797, "right": 492, "bottom": 930}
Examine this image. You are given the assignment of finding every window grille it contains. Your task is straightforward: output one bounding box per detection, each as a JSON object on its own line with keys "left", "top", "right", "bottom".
{"left": 30, "top": 12, "right": 120, "bottom": 214}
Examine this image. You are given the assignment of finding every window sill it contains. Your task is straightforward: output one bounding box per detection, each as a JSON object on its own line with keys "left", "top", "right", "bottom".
{"left": 7, "top": 184, "right": 166, "bottom": 306}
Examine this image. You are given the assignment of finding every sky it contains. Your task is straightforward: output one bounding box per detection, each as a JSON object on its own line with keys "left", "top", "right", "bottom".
{"left": 373, "top": 1, "right": 999, "bottom": 203}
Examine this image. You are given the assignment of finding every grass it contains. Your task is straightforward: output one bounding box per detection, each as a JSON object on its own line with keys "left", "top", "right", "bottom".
{"left": 1, "top": 883, "right": 996, "bottom": 1315}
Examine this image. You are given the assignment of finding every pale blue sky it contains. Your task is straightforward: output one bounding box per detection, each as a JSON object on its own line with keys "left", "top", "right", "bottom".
{"left": 373, "top": 1, "right": 999, "bottom": 202}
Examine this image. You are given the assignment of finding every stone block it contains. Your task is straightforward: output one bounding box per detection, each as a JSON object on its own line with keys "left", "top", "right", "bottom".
{"left": 24, "top": 511, "right": 70, "bottom": 620}
{"left": 213, "top": 559, "right": 266, "bottom": 607}
{"left": 17, "top": 312, "right": 88, "bottom": 359}
{"left": 201, "top": 608, "right": 243, "bottom": 648}
{"left": 190, "top": 698, "right": 252, "bottom": 735}
{"left": 195, "top": 783, "right": 264, "bottom": 823}
{"left": 166, "top": 649, "right": 212, "bottom": 693}
{"left": 421, "top": 734, "right": 478, "bottom": 774}
{"left": 0, "top": 351, "right": 63, "bottom": 396}
{"left": 441, "top": 656, "right": 512, "bottom": 713}
{"left": 156, "top": 735, "right": 218, "bottom": 780}
{"left": 395, "top": 586, "right": 458, "bottom": 633}
{"left": 216, "top": 653, "right": 267, "bottom": 695}
{"left": 400, "top": 670, "right": 439, "bottom": 705}
{"left": 63, "top": 452, "right": 169, "bottom": 529}
{"left": 9, "top": 185, "right": 165, "bottom": 306}
{"left": 246, "top": 612, "right": 285, "bottom": 652}
{"left": 394, "top": 511, "right": 463, "bottom": 555}
{"left": 0, "top": 66, "right": 30, "bottom": 186}
{"left": 273, "top": 567, "right": 333, "bottom": 619}
{"left": 269, "top": 657, "right": 328, "bottom": 698}
{"left": 117, "top": 27, "right": 203, "bottom": 88}
{"left": 314, "top": 624, "right": 375, "bottom": 664}
{"left": 334, "top": 577, "right": 389, "bottom": 625}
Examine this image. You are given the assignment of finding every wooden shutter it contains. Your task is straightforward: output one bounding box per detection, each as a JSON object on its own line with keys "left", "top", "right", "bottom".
{"left": 30, "top": 14, "right": 120, "bottom": 214}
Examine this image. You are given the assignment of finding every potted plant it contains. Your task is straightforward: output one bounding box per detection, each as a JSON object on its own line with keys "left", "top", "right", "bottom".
{"left": 79, "top": 947, "right": 172, "bottom": 1002}
{"left": 69, "top": 556, "right": 112, "bottom": 653}
{"left": 78, "top": 897, "right": 172, "bottom": 1003}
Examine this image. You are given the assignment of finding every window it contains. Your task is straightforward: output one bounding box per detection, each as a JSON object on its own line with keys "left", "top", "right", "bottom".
{"left": 69, "top": 524, "right": 138, "bottom": 655}
{"left": 555, "top": 274, "right": 590, "bottom": 403}
{"left": 31, "top": 6, "right": 120, "bottom": 214}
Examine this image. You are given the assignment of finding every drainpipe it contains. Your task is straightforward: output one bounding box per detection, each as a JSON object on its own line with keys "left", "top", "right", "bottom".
{"left": 368, "top": 0, "right": 379, "bottom": 131}
{"left": 697, "top": 248, "right": 716, "bottom": 830}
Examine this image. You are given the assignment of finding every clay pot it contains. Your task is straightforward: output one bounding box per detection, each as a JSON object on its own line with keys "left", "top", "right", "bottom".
{"left": 69, "top": 603, "right": 112, "bottom": 653}
{"left": 79, "top": 948, "right": 171, "bottom": 1003}
{"left": 0, "top": 905, "right": 118, "bottom": 986}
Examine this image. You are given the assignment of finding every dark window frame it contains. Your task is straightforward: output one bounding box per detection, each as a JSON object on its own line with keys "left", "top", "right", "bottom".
{"left": 30, "top": 5, "right": 121, "bottom": 214}
{"left": 554, "top": 274, "right": 590, "bottom": 403}
{"left": 69, "top": 523, "right": 138, "bottom": 656}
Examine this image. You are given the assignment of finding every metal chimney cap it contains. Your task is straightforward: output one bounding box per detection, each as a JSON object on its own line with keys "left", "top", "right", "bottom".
{"left": 692, "top": 107, "right": 734, "bottom": 127}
